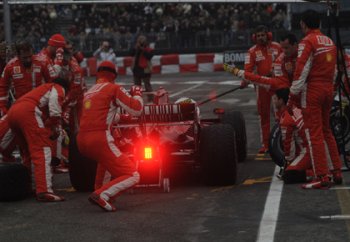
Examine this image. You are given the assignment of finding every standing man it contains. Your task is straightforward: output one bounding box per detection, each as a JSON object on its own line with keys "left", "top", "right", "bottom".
{"left": 244, "top": 25, "right": 282, "bottom": 153}
{"left": 130, "top": 35, "right": 154, "bottom": 102}
{"left": 93, "top": 40, "right": 116, "bottom": 66}
{"left": 0, "top": 41, "right": 57, "bottom": 116}
{"left": 287, "top": 10, "right": 342, "bottom": 189}
{"left": 226, "top": 33, "right": 298, "bottom": 92}
{"left": 38, "top": 33, "right": 66, "bottom": 76}
{"left": 77, "top": 61, "right": 143, "bottom": 212}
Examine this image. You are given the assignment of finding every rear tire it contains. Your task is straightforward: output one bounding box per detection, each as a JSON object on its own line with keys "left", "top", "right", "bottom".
{"left": 200, "top": 124, "right": 238, "bottom": 185}
{"left": 221, "top": 111, "right": 247, "bottom": 162}
{"left": 68, "top": 136, "right": 97, "bottom": 192}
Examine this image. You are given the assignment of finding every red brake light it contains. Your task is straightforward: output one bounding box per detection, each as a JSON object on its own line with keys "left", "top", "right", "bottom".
{"left": 214, "top": 108, "right": 225, "bottom": 115}
{"left": 144, "top": 147, "right": 153, "bottom": 160}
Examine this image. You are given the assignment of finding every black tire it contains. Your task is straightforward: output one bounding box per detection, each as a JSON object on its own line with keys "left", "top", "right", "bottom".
{"left": 330, "top": 105, "right": 350, "bottom": 145}
{"left": 200, "top": 124, "right": 238, "bottom": 185}
{"left": 221, "top": 111, "right": 247, "bottom": 162}
{"left": 0, "top": 162, "right": 31, "bottom": 201}
{"left": 68, "top": 135, "right": 97, "bottom": 192}
{"left": 268, "top": 123, "right": 285, "bottom": 167}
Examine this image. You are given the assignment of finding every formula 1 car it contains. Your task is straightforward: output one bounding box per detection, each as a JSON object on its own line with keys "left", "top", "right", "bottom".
{"left": 69, "top": 87, "right": 247, "bottom": 192}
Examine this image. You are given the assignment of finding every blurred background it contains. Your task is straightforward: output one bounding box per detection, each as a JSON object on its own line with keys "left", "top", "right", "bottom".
{"left": 1, "top": 1, "right": 350, "bottom": 57}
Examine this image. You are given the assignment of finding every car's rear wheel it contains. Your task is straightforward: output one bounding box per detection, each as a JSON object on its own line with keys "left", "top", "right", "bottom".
{"left": 221, "top": 111, "right": 247, "bottom": 162}
{"left": 69, "top": 135, "right": 97, "bottom": 192}
{"left": 200, "top": 124, "right": 238, "bottom": 185}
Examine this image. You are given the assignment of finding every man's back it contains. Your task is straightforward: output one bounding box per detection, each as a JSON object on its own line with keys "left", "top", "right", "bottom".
{"left": 294, "top": 30, "right": 336, "bottom": 85}
{"left": 79, "top": 80, "right": 143, "bottom": 132}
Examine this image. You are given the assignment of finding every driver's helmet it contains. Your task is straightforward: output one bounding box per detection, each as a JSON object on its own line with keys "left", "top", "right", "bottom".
{"left": 175, "top": 97, "right": 200, "bottom": 118}
{"left": 175, "top": 97, "right": 196, "bottom": 104}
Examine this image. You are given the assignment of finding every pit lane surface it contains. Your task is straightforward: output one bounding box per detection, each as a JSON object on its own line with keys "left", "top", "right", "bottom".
{"left": 0, "top": 72, "right": 349, "bottom": 242}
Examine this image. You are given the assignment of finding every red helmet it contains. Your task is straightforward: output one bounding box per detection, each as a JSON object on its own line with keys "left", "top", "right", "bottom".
{"left": 97, "top": 61, "right": 117, "bottom": 76}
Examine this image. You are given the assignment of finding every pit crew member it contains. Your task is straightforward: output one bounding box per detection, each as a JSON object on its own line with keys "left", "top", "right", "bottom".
{"left": 273, "top": 88, "right": 313, "bottom": 183}
{"left": 244, "top": 25, "right": 282, "bottom": 153}
{"left": 7, "top": 74, "right": 69, "bottom": 202}
{"left": 227, "top": 33, "right": 298, "bottom": 92}
{"left": 0, "top": 41, "right": 56, "bottom": 116}
{"left": 287, "top": 10, "right": 342, "bottom": 189}
{"left": 77, "top": 61, "right": 143, "bottom": 212}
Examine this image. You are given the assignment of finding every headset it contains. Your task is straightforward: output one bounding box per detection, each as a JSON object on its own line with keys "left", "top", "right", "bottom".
{"left": 252, "top": 25, "right": 273, "bottom": 43}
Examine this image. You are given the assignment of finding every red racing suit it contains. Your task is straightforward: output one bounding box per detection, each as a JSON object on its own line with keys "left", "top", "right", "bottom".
{"left": 289, "top": 29, "right": 342, "bottom": 177}
{"left": 279, "top": 106, "right": 310, "bottom": 171}
{"left": 7, "top": 83, "right": 65, "bottom": 194}
{"left": 240, "top": 52, "right": 297, "bottom": 92}
{"left": 244, "top": 41, "right": 282, "bottom": 149}
{"left": 61, "top": 57, "right": 86, "bottom": 132}
{"left": 0, "top": 54, "right": 57, "bottom": 115}
{"left": 77, "top": 78, "right": 143, "bottom": 201}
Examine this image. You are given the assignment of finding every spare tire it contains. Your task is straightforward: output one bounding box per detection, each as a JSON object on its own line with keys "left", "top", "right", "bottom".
{"left": 0, "top": 162, "right": 31, "bottom": 201}
{"left": 221, "top": 111, "right": 247, "bottom": 162}
{"left": 200, "top": 124, "right": 238, "bottom": 185}
{"left": 69, "top": 135, "right": 97, "bottom": 192}
{"left": 330, "top": 105, "right": 350, "bottom": 145}
{"left": 268, "top": 123, "right": 285, "bottom": 167}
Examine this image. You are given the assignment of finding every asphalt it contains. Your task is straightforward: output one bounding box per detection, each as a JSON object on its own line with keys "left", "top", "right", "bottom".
{"left": 0, "top": 72, "right": 349, "bottom": 242}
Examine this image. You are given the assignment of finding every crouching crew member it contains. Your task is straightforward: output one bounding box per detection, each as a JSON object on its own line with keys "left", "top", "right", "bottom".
{"left": 77, "top": 61, "right": 143, "bottom": 212}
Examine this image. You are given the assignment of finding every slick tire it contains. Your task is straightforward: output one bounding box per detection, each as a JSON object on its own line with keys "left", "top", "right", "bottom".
{"left": 200, "top": 124, "right": 238, "bottom": 185}
{"left": 221, "top": 111, "right": 247, "bottom": 162}
{"left": 68, "top": 136, "right": 97, "bottom": 192}
{"left": 0, "top": 162, "right": 31, "bottom": 201}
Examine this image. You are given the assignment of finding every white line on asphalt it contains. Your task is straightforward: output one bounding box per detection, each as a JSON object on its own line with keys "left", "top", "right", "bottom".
{"left": 319, "top": 215, "right": 350, "bottom": 220}
{"left": 256, "top": 166, "right": 284, "bottom": 242}
{"left": 331, "top": 187, "right": 350, "bottom": 190}
{"left": 169, "top": 82, "right": 206, "bottom": 98}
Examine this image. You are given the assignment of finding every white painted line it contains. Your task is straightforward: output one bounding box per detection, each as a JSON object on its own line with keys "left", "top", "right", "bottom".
{"left": 169, "top": 82, "right": 206, "bottom": 98}
{"left": 330, "top": 187, "right": 350, "bottom": 190}
{"left": 256, "top": 166, "right": 284, "bottom": 242}
{"left": 320, "top": 215, "right": 350, "bottom": 220}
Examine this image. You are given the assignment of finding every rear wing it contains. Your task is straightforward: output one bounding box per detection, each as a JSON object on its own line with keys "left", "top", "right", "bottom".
{"left": 117, "top": 103, "right": 198, "bottom": 127}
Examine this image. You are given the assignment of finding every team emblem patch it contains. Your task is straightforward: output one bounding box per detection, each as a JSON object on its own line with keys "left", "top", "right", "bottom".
{"left": 84, "top": 99, "right": 91, "bottom": 109}
{"left": 326, "top": 53, "right": 333, "bottom": 62}
{"left": 255, "top": 50, "right": 265, "bottom": 61}
{"left": 14, "top": 66, "right": 21, "bottom": 74}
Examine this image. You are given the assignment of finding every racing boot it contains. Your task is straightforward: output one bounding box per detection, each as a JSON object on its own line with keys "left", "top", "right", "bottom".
{"left": 331, "top": 169, "right": 343, "bottom": 185}
{"left": 258, "top": 146, "right": 268, "bottom": 154}
{"left": 301, "top": 174, "right": 332, "bottom": 189}
{"left": 54, "top": 159, "right": 69, "bottom": 174}
{"left": 88, "top": 193, "right": 116, "bottom": 212}
{"left": 305, "top": 169, "right": 315, "bottom": 182}
{"left": 37, "top": 192, "right": 65, "bottom": 202}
